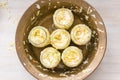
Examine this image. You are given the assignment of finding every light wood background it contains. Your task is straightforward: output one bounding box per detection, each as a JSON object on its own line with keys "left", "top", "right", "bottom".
{"left": 0, "top": 0, "right": 120, "bottom": 80}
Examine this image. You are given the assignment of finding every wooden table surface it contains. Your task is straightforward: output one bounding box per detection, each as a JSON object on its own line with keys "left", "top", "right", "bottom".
{"left": 0, "top": 0, "right": 120, "bottom": 80}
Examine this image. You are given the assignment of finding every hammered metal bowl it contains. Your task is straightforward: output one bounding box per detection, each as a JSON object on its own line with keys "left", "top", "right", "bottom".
{"left": 15, "top": 0, "right": 107, "bottom": 80}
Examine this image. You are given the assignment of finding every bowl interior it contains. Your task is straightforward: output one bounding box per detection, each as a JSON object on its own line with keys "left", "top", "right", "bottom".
{"left": 16, "top": 0, "right": 106, "bottom": 80}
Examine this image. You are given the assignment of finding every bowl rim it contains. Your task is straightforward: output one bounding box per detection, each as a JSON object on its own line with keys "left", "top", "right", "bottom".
{"left": 15, "top": 0, "right": 107, "bottom": 80}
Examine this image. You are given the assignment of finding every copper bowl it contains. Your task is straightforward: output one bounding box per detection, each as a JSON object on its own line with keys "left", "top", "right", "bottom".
{"left": 15, "top": 0, "right": 107, "bottom": 80}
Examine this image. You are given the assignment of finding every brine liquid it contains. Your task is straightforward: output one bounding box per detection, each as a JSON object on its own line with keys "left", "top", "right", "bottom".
{"left": 23, "top": 2, "right": 98, "bottom": 77}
